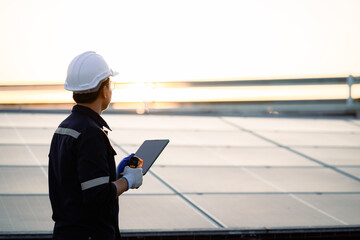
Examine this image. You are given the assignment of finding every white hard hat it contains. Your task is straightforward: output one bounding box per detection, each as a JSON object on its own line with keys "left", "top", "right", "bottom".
{"left": 65, "top": 51, "right": 118, "bottom": 93}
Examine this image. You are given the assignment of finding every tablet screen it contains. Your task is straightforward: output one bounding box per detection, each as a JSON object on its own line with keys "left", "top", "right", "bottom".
{"left": 135, "top": 139, "right": 169, "bottom": 175}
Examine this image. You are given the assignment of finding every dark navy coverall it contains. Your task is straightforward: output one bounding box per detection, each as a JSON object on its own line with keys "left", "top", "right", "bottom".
{"left": 48, "top": 105, "right": 120, "bottom": 240}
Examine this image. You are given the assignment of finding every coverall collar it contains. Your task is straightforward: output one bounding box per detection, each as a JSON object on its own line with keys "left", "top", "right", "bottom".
{"left": 72, "top": 105, "right": 112, "bottom": 131}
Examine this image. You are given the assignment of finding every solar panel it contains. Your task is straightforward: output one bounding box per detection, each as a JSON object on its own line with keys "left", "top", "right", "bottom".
{"left": 0, "top": 112, "right": 359, "bottom": 235}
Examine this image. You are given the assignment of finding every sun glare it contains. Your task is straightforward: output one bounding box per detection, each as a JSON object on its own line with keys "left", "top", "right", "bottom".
{"left": 0, "top": 0, "right": 359, "bottom": 106}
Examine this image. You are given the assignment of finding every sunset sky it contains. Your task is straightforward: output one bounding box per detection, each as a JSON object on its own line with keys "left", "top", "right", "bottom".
{"left": 0, "top": 0, "right": 359, "bottom": 86}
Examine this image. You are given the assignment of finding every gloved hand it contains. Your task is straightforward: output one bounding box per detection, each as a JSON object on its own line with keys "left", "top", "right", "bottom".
{"left": 122, "top": 166, "right": 143, "bottom": 190}
{"left": 116, "top": 153, "right": 135, "bottom": 179}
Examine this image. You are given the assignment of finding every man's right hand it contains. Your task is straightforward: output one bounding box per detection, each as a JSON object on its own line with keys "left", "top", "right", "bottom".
{"left": 122, "top": 166, "right": 143, "bottom": 190}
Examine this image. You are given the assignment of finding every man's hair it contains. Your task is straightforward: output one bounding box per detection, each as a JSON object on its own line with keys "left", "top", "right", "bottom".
{"left": 73, "top": 78, "right": 110, "bottom": 103}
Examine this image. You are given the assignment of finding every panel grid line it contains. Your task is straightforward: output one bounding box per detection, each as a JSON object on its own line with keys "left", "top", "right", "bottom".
{"left": 4, "top": 114, "right": 48, "bottom": 179}
{"left": 110, "top": 139, "right": 227, "bottom": 229}
{"left": 219, "top": 117, "right": 360, "bottom": 225}
{"left": 220, "top": 117, "right": 360, "bottom": 182}
{"left": 240, "top": 166, "right": 348, "bottom": 225}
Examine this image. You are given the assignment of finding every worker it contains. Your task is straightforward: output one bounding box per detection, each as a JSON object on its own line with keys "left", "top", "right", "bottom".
{"left": 48, "top": 51, "right": 143, "bottom": 240}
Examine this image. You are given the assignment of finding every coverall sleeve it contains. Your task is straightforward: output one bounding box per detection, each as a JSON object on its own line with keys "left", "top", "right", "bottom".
{"left": 76, "top": 127, "right": 117, "bottom": 207}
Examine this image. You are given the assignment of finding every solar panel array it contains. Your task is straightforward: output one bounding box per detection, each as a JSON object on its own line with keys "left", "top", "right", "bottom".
{"left": 0, "top": 112, "right": 359, "bottom": 235}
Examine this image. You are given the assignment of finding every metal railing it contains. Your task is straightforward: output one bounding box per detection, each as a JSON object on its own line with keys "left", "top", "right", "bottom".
{"left": 0, "top": 76, "right": 359, "bottom": 116}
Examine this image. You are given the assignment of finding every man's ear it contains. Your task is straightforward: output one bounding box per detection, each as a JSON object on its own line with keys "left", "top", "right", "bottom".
{"left": 100, "top": 86, "right": 107, "bottom": 99}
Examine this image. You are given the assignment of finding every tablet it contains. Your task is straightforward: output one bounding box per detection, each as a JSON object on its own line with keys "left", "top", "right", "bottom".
{"left": 135, "top": 139, "right": 169, "bottom": 175}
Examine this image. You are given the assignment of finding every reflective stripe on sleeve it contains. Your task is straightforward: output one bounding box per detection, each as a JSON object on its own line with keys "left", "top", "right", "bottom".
{"left": 81, "top": 176, "right": 110, "bottom": 191}
{"left": 55, "top": 127, "right": 81, "bottom": 139}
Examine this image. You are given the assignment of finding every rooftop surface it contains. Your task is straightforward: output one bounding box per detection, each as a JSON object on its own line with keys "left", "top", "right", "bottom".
{"left": 0, "top": 111, "right": 359, "bottom": 237}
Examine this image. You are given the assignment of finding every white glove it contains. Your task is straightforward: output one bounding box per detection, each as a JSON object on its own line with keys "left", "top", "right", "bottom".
{"left": 122, "top": 166, "right": 143, "bottom": 190}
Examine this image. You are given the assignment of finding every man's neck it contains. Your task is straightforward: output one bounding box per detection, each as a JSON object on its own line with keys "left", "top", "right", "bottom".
{"left": 77, "top": 102, "right": 102, "bottom": 115}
